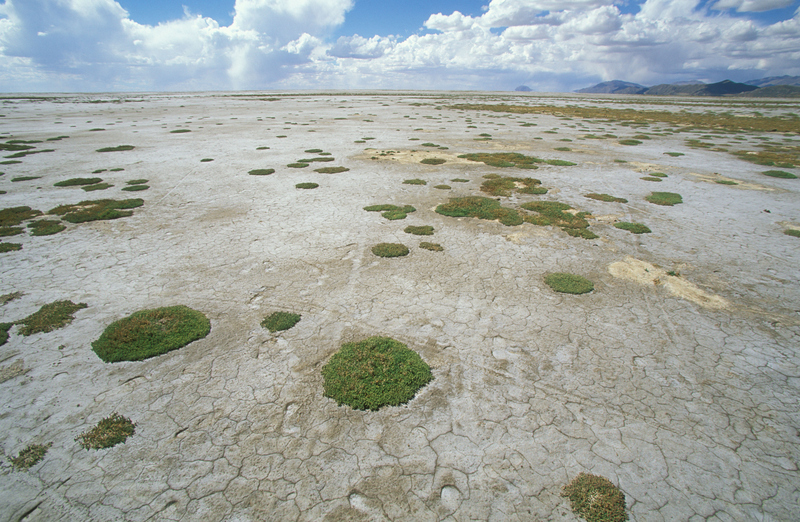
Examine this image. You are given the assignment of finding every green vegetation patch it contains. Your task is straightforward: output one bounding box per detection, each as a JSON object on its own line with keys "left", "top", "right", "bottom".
{"left": 649, "top": 172, "right": 667, "bottom": 178}
{"left": 96, "top": 145, "right": 134, "bottom": 153}
{"left": 451, "top": 178, "right": 469, "bottom": 182}
{"left": 10, "top": 443, "right": 52, "bottom": 470}
{"left": 315, "top": 166, "right": 349, "bottom": 173}
{"left": 91, "top": 305, "right": 211, "bottom": 363}
{"left": 481, "top": 176, "right": 546, "bottom": 197}
{"left": 295, "top": 182, "right": 319, "bottom": 189}
{"left": 261, "top": 311, "right": 301, "bottom": 332}
{"left": 761, "top": 170, "right": 797, "bottom": 179}
{"left": 784, "top": 229, "right": 800, "bottom": 238}
{"left": 49, "top": 198, "right": 143, "bottom": 223}
{"left": 546, "top": 159, "right": 577, "bottom": 166}
{"left": 641, "top": 176, "right": 663, "bottom": 182}
{"left": 0, "top": 226, "right": 23, "bottom": 237}
{"left": 585, "top": 193, "right": 627, "bottom": 203}
{"left": 11, "top": 176, "right": 41, "bottom": 182}
{"left": 371, "top": 243, "right": 410, "bottom": 257}
{"left": 0, "top": 322, "right": 12, "bottom": 345}
{"left": 561, "top": 472, "right": 628, "bottom": 522}
{"left": 364, "top": 204, "right": 417, "bottom": 220}
{"left": 77, "top": 413, "right": 136, "bottom": 450}
{"left": 434, "top": 184, "right": 451, "bottom": 190}
{"left": 419, "top": 242, "right": 443, "bottom": 251}
{"left": 404, "top": 225, "right": 434, "bottom": 236}
{"left": 127, "top": 179, "right": 148, "bottom": 185}
{"left": 664, "top": 152, "right": 684, "bottom": 157}
{"left": 520, "top": 201, "right": 597, "bottom": 238}
{"left": 54, "top": 177, "right": 102, "bottom": 187}
{"left": 200, "top": 158, "right": 214, "bottom": 162}
{"left": 619, "top": 139, "right": 642, "bottom": 146}
{"left": 304, "top": 149, "right": 323, "bottom": 153}
{"left": 28, "top": 219, "right": 66, "bottom": 236}
{"left": 544, "top": 273, "right": 594, "bottom": 294}
{"left": 0, "top": 242, "right": 22, "bottom": 253}
{"left": 169, "top": 129, "right": 191, "bottom": 133}
{"left": 715, "top": 180, "right": 738, "bottom": 185}
{"left": 436, "top": 196, "right": 522, "bottom": 226}
{"left": 249, "top": 169, "right": 275, "bottom": 176}
{"left": 421, "top": 158, "right": 446, "bottom": 165}
{"left": 403, "top": 179, "right": 427, "bottom": 185}
{"left": 82, "top": 183, "right": 113, "bottom": 191}
{"left": 645, "top": 192, "right": 682, "bottom": 206}
{"left": 1, "top": 206, "right": 43, "bottom": 226}
{"left": 322, "top": 336, "right": 432, "bottom": 411}
{"left": 287, "top": 162, "right": 309, "bottom": 168}
{"left": 614, "top": 222, "right": 651, "bottom": 234}
{"left": 458, "top": 152, "right": 543, "bottom": 169}
{"left": 16, "top": 300, "right": 87, "bottom": 335}
{"left": 297, "top": 157, "right": 335, "bottom": 163}
{"left": 121, "top": 185, "right": 148, "bottom": 192}
{"left": 554, "top": 147, "right": 571, "bottom": 151}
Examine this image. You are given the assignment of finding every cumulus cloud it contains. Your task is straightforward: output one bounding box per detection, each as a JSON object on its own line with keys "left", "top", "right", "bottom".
{"left": 0, "top": 0, "right": 798, "bottom": 92}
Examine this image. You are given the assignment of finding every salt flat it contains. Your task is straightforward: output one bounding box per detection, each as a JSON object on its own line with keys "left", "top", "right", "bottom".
{"left": 0, "top": 91, "right": 799, "bottom": 521}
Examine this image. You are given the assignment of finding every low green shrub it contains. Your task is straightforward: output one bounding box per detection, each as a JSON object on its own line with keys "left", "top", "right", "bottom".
{"left": 249, "top": 169, "right": 275, "bottom": 176}
{"left": 200, "top": 158, "right": 214, "bottom": 162}
{"left": 585, "top": 193, "right": 627, "bottom": 203}
{"left": 16, "top": 300, "right": 87, "bottom": 335}
{"left": 645, "top": 192, "right": 682, "bottom": 206}
{"left": 49, "top": 199, "right": 143, "bottom": 223}
{"left": 77, "top": 413, "right": 136, "bottom": 449}
{"left": 28, "top": 219, "right": 66, "bottom": 236}
{"left": 170, "top": 129, "right": 191, "bottom": 133}
{"left": 0, "top": 226, "right": 23, "bottom": 237}
{"left": 11, "top": 176, "right": 40, "bottom": 182}
{"left": 458, "top": 152, "right": 544, "bottom": 169}
{"left": 0, "top": 206, "right": 43, "bottom": 226}
{"left": 322, "top": 336, "right": 432, "bottom": 410}
{"left": 436, "top": 196, "right": 522, "bottom": 226}
{"left": 404, "top": 225, "right": 434, "bottom": 235}
{"left": 481, "top": 176, "right": 546, "bottom": 197}
{"left": 371, "top": 243, "right": 409, "bottom": 257}
{"left": 54, "top": 177, "right": 102, "bottom": 187}
{"left": 96, "top": 145, "right": 134, "bottom": 152}
{"left": 419, "top": 242, "right": 443, "bottom": 251}
{"left": 546, "top": 159, "right": 576, "bottom": 166}
{"left": 9, "top": 443, "right": 52, "bottom": 470}
{"left": 421, "top": 158, "right": 446, "bottom": 165}
{"left": 315, "top": 166, "right": 349, "bottom": 173}
{"left": 664, "top": 152, "right": 684, "bottom": 157}
{"left": 614, "top": 222, "right": 651, "bottom": 234}
{"left": 127, "top": 179, "right": 148, "bottom": 185}
{"left": 561, "top": 473, "right": 628, "bottom": 522}
{"left": 762, "top": 170, "right": 797, "bottom": 179}
{"left": 640, "top": 176, "right": 662, "bottom": 182}
{"left": 295, "top": 183, "right": 318, "bottom": 189}
{"left": 91, "top": 305, "right": 211, "bottom": 362}
{"left": 715, "top": 180, "right": 737, "bottom": 185}
{"left": 261, "top": 311, "right": 301, "bottom": 332}
{"left": 121, "top": 185, "right": 148, "bottom": 192}
{"left": 82, "top": 183, "right": 113, "bottom": 191}
{"left": 784, "top": 229, "right": 800, "bottom": 237}
{"left": 364, "top": 204, "right": 416, "bottom": 220}
{"left": 451, "top": 178, "right": 469, "bottom": 183}
{"left": 0, "top": 242, "right": 22, "bottom": 253}
{"left": 434, "top": 184, "right": 451, "bottom": 190}
{"left": 287, "top": 162, "right": 309, "bottom": 168}
{"left": 618, "top": 140, "right": 642, "bottom": 146}
{"left": 403, "top": 179, "right": 427, "bottom": 185}
{"left": 544, "top": 273, "right": 594, "bottom": 294}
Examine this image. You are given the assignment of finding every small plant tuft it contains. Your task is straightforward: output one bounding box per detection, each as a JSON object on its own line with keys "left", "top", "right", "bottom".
{"left": 28, "top": 219, "right": 66, "bottom": 236}
{"left": 544, "top": 273, "right": 594, "bottom": 294}
{"left": 762, "top": 170, "right": 797, "bottom": 179}
{"left": 372, "top": 243, "right": 409, "bottom": 257}
{"left": 54, "top": 177, "right": 102, "bottom": 187}
{"left": 614, "top": 222, "right": 651, "bottom": 234}
{"left": 421, "top": 158, "right": 446, "bottom": 165}
{"left": 96, "top": 145, "right": 134, "bottom": 153}
{"left": 0, "top": 242, "right": 22, "bottom": 253}
{"left": 585, "top": 193, "right": 627, "bottom": 203}
{"left": 249, "top": 169, "right": 275, "bottom": 176}
{"left": 315, "top": 166, "right": 349, "bottom": 173}
{"left": 261, "top": 311, "right": 301, "bottom": 332}
{"left": 77, "top": 413, "right": 136, "bottom": 449}
{"left": 561, "top": 472, "right": 628, "bottom": 522}
{"left": 295, "top": 182, "right": 319, "bottom": 189}
{"left": 784, "top": 229, "right": 800, "bottom": 238}
{"left": 10, "top": 443, "right": 52, "bottom": 470}
{"left": 403, "top": 179, "right": 427, "bottom": 185}
{"left": 404, "top": 225, "right": 434, "bottom": 236}
{"left": 49, "top": 199, "right": 143, "bottom": 223}
{"left": 645, "top": 192, "right": 682, "bottom": 206}
{"left": 419, "top": 242, "right": 443, "bottom": 251}
{"left": 322, "top": 336, "right": 432, "bottom": 410}
{"left": 16, "top": 300, "right": 87, "bottom": 335}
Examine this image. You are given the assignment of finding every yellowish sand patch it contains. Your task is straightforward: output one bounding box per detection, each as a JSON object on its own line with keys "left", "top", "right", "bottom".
{"left": 780, "top": 221, "right": 800, "bottom": 231}
{"left": 608, "top": 256, "right": 729, "bottom": 310}
{"left": 354, "top": 149, "right": 474, "bottom": 165}
{"left": 688, "top": 172, "right": 773, "bottom": 191}
{"left": 628, "top": 161, "right": 671, "bottom": 174}
{"left": 504, "top": 228, "right": 553, "bottom": 243}
{"left": 594, "top": 214, "right": 623, "bottom": 224}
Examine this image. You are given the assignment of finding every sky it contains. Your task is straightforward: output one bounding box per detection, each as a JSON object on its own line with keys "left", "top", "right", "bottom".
{"left": 0, "top": 0, "right": 799, "bottom": 93}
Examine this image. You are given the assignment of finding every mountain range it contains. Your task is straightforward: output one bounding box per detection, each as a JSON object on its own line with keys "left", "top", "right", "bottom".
{"left": 573, "top": 76, "right": 800, "bottom": 97}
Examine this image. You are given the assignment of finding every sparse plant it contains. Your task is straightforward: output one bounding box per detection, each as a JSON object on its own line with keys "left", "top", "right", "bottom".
{"left": 561, "top": 472, "right": 628, "bottom": 522}
{"left": 28, "top": 219, "right": 66, "bottom": 236}
{"left": 404, "top": 225, "right": 434, "bottom": 235}
{"left": 82, "top": 183, "right": 113, "bottom": 191}
{"left": 641, "top": 176, "right": 662, "bottom": 182}
{"left": 322, "top": 336, "right": 432, "bottom": 410}
{"left": 451, "top": 178, "right": 469, "bottom": 183}
{"left": 48, "top": 199, "right": 143, "bottom": 223}
{"left": 436, "top": 196, "right": 522, "bottom": 226}
{"left": 664, "top": 152, "right": 684, "bottom": 157}
{"left": 315, "top": 166, "right": 349, "bottom": 173}
{"left": 200, "top": 158, "right": 213, "bottom": 162}
{"left": 419, "top": 242, "right": 443, "bottom": 251}
{"left": 421, "top": 158, "right": 446, "bottom": 165}
{"left": 54, "top": 177, "right": 102, "bottom": 187}
{"left": 481, "top": 176, "right": 546, "bottom": 196}
{"left": 715, "top": 180, "right": 737, "bottom": 185}
{"left": 9, "top": 443, "right": 52, "bottom": 470}
{"left": 0, "top": 243, "right": 22, "bottom": 253}
{"left": 295, "top": 182, "right": 318, "bottom": 189}
{"left": 249, "top": 169, "right": 275, "bottom": 176}
{"left": 127, "top": 179, "right": 148, "bottom": 185}
{"left": 96, "top": 145, "right": 134, "bottom": 153}
{"left": 287, "top": 162, "right": 309, "bottom": 168}
{"left": 11, "top": 176, "right": 41, "bottom": 182}
{"left": 458, "top": 152, "right": 543, "bottom": 169}
{"left": 544, "top": 273, "right": 594, "bottom": 294}
{"left": 403, "top": 179, "right": 427, "bottom": 185}
{"left": 614, "top": 222, "right": 651, "bottom": 234}
{"left": 15, "top": 300, "right": 87, "bottom": 336}
{"left": 619, "top": 139, "right": 642, "bottom": 146}
{"left": 77, "top": 413, "right": 136, "bottom": 450}
{"left": 585, "top": 193, "right": 627, "bottom": 203}
{"left": 121, "top": 185, "right": 148, "bottom": 192}
{"left": 784, "top": 229, "right": 800, "bottom": 238}
{"left": 761, "top": 170, "right": 797, "bottom": 179}
{"left": 261, "top": 311, "right": 301, "bottom": 332}
{"left": 91, "top": 305, "right": 211, "bottom": 363}
{"left": 645, "top": 192, "right": 682, "bottom": 206}
{"left": 434, "top": 184, "right": 451, "bottom": 189}
{"left": 371, "top": 243, "right": 409, "bottom": 257}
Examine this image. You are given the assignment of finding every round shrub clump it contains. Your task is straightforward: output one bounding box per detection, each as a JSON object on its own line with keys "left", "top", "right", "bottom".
{"left": 261, "top": 311, "right": 301, "bottom": 332}
{"left": 372, "top": 243, "right": 409, "bottom": 257}
{"left": 561, "top": 472, "right": 628, "bottom": 522}
{"left": 322, "top": 336, "right": 433, "bottom": 410}
{"left": 91, "top": 305, "right": 211, "bottom": 362}
{"left": 544, "top": 273, "right": 594, "bottom": 294}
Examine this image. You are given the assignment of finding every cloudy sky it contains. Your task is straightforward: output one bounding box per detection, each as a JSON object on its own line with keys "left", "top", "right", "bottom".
{"left": 0, "top": 0, "right": 798, "bottom": 92}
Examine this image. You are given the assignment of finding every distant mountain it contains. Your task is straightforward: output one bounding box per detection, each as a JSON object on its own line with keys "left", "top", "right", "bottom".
{"left": 671, "top": 80, "right": 705, "bottom": 85}
{"left": 738, "top": 85, "right": 800, "bottom": 98}
{"left": 515, "top": 85, "right": 532, "bottom": 92}
{"left": 575, "top": 80, "right": 648, "bottom": 94}
{"left": 644, "top": 80, "right": 757, "bottom": 96}
{"left": 745, "top": 75, "right": 800, "bottom": 87}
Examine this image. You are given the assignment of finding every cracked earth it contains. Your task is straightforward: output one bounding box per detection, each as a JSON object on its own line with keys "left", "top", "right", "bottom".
{"left": 0, "top": 92, "right": 799, "bottom": 521}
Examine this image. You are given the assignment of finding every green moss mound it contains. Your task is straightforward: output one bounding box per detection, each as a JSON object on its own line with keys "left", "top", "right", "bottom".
{"left": 77, "top": 413, "right": 136, "bottom": 450}
{"left": 126, "top": 179, "right": 148, "bottom": 185}
{"left": 0, "top": 206, "right": 43, "bottom": 226}
{"left": 10, "top": 443, "right": 52, "bottom": 470}
{"left": 435, "top": 196, "right": 523, "bottom": 226}
{"left": 521, "top": 201, "right": 596, "bottom": 238}
{"left": 404, "top": 225, "right": 434, "bottom": 236}
{"left": 458, "top": 152, "right": 543, "bottom": 169}
{"left": 121, "top": 185, "right": 148, "bottom": 192}
{"left": 0, "top": 226, "right": 23, "bottom": 237}
{"left": 364, "top": 204, "right": 416, "bottom": 220}
{"left": 314, "top": 166, "right": 349, "bottom": 173}
{"left": 784, "top": 229, "right": 800, "bottom": 238}
{"left": 91, "top": 305, "right": 211, "bottom": 362}
{"left": 585, "top": 193, "right": 627, "bottom": 203}
{"left": 421, "top": 158, "right": 446, "bottom": 165}
{"left": 762, "top": 170, "right": 797, "bottom": 179}
{"left": 54, "top": 177, "right": 102, "bottom": 187}
{"left": 295, "top": 182, "right": 319, "bottom": 189}
{"left": 170, "top": 129, "right": 191, "bottom": 133}
{"left": 419, "top": 242, "right": 443, "bottom": 251}
{"left": 249, "top": 169, "right": 275, "bottom": 176}
{"left": 641, "top": 176, "right": 662, "bottom": 182}
{"left": 546, "top": 159, "right": 577, "bottom": 166}
{"left": 645, "top": 192, "right": 682, "bottom": 206}
{"left": 481, "top": 176, "right": 546, "bottom": 197}
{"left": 618, "top": 139, "right": 642, "bottom": 146}
{"left": 0, "top": 242, "right": 22, "bottom": 253}
{"left": 544, "top": 273, "right": 594, "bottom": 294}
{"left": 614, "top": 222, "right": 651, "bottom": 234}
{"left": 287, "top": 162, "right": 309, "bottom": 168}
{"left": 16, "top": 300, "right": 87, "bottom": 335}
{"left": 261, "top": 311, "right": 301, "bottom": 332}
{"left": 96, "top": 145, "right": 134, "bottom": 153}
{"left": 28, "top": 219, "right": 66, "bottom": 236}
{"left": 372, "top": 243, "right": 409, "bottom": 257}
{"left": 82, "top": 183, "right": 113, "bottom": 192}
{"left": 403, "top": 179, "right": 427, "bottom": 185}
{"left": 48, "top": 198, "right": 143, "bottom": 223}
{"left": 322, "top": 336, "right": 432, "bottom": 411}
{"left": 561, "top": 473, "right": 628, "bottom": 522}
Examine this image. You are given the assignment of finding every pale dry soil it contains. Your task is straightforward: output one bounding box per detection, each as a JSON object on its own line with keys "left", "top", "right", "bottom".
{"left": 0, "top": 92, "right": 799, "bottom": 521}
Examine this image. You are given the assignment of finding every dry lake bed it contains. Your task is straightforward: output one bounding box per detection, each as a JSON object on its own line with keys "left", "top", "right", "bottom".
{"left": 0, "top": 91, "right": 799, "bottom": 521}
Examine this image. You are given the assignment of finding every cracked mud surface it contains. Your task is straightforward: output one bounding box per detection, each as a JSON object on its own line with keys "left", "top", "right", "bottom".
{"left": 1, "top": 92, "right": 799, "bottom": 521}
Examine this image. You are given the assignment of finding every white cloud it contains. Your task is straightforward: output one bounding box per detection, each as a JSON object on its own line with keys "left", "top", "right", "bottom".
{"left": 0, "top": 0, "right": 798, "bottom": 92}
{"left": 711, "top": 0, "right": 795, "bottom": 13}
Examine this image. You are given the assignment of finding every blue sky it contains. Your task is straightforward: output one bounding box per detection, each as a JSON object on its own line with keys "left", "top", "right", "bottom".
{"left": 1, "top": 0, "right": 799, "bottom": 92}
